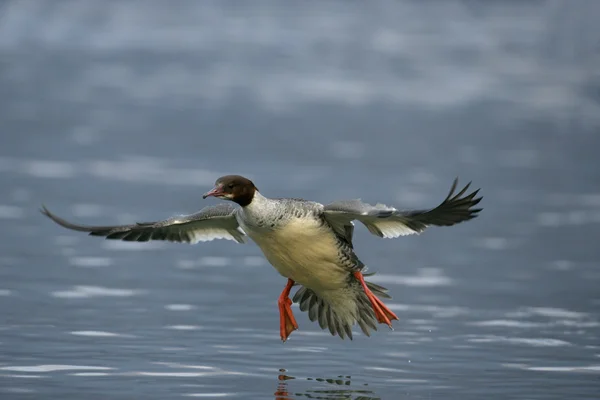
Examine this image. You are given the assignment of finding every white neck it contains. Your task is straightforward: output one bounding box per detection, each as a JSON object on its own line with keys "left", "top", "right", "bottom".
{"left": 242, "top": 190, "right": 279, "bottom": 220}
{"left": 246, "top": 190, "right": 269, "bottom": 209}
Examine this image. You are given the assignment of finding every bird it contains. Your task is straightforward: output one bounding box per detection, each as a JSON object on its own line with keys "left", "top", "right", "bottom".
{"left": 41, "top": 175, "right": 482, "bottom": 342}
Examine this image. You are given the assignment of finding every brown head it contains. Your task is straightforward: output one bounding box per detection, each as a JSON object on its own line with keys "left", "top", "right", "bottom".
{"left": 202, "top": 175, "right": 258, "bottom": 207}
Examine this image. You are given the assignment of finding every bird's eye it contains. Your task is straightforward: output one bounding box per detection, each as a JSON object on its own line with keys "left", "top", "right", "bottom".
{"left": 228, "top": 183, "right": 234, "bottom": 189}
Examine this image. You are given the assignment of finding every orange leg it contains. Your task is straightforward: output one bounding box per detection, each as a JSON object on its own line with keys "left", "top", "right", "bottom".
{"left": 278, "top": 278, "right": 298, "bottom": 342}
{"left": 353, "top": 271, "right": 399, "bottom": 329}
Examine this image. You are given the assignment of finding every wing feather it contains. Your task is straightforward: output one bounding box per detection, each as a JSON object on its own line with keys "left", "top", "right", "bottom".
{"left": 323, "top": 178, "right": 482, "bottom": 239}
{"left": 41, "top": 203, "right": 246, "bottom": 244}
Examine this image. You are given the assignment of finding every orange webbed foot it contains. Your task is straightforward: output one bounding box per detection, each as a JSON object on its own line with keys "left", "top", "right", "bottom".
{"left": 353, "top": 271, "right": 399, "bottom": 329}
{"left": 278, "top": 279, "right": 298, "bottom": 342}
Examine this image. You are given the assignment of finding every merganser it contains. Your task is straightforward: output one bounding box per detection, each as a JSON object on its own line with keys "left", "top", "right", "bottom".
{"left": 41, "top": 175, "right": 482, "bottom": 342}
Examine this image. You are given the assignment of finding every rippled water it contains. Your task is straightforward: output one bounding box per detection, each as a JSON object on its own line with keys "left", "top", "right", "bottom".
{"left": 1, "top": 1, "right": 599, "bottom": 399}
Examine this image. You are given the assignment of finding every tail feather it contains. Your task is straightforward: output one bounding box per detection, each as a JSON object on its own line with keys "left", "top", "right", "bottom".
{"left": 292, "top": 272, "right": 395, "bottom": 340}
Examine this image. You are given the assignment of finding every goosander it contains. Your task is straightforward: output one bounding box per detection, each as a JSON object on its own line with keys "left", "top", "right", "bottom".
{"left": 41, "top": 175, "right": 482, "bottom": 341}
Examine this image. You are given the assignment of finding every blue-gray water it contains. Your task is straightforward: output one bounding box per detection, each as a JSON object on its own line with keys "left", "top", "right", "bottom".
{"left": 1, "top": 1, "right": 599, "bottom": 399}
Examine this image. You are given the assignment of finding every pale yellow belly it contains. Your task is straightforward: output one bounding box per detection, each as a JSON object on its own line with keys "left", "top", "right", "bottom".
{"left": 248, "top": 219, "right": 349, "bottom": 291}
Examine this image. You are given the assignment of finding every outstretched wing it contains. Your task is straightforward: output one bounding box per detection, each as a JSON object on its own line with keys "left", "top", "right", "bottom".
{"left": 41, "top": 203, "right": 246, "bottom": 244}
{"left": 323, "top": 178, "right": 482, "bottom": 240}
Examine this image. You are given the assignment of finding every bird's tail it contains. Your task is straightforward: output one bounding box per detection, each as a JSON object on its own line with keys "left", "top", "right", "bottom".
{"left": 292, "top": 273, "right": 393, "bottom": 340}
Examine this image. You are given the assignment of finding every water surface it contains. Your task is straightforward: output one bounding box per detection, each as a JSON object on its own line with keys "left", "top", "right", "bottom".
{"left": 1, "top": 1, "right": 599, "bottom": 399}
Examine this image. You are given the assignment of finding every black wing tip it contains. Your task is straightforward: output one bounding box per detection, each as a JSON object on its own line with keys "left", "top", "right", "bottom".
{"left": 447, "top": 178, "right": 482, "bottom": 204}
{"left": 40, "top": 204, "right": 51, "bottom": 217}
{"left": 445, "top": 178, "right": 460, "bottom": 200}
{"left": 40, "top": 205, "right": 63, "bottom": 223}
{"left": 431, "top": 178, "right": 483, "bottom": 225}
{"left": 39, "top": 204, "right": 111, "bottom": 235}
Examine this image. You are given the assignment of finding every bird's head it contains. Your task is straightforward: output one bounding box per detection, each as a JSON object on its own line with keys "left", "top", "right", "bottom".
{"left": 203, "top": 175, "right": 258, "bottom": 207}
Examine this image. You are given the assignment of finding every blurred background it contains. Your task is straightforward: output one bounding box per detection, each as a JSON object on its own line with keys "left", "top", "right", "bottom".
{"left": 1, "top": 0, "right": 599, "bottom": 399}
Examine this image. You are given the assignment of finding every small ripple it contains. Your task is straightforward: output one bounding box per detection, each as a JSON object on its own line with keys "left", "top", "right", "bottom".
{"left": 165, "top": 325, "right": 203, "bottom": 331}
{"left": 555, "top": 320, "right": 600, "bottom": 328}
{"left": 152, "top": 362, "right": 214, "bottom": 370}
{"left": 158, "top": 347, "right": 187, "bottom": 352}
{"left": 292, "top": 331, "right": 331, "bottom": 337}
{"left": 384, "top": 352, "right": 411, "bottom": 358}
{"left": 505, "top": 364, "right": 600, "bottom": 373}
{"left": 51, "top": 285, "right": 143, "bottom": 298}
{"left": 69, "top": 257, "right": 113, "bottom": 268}
{"left": 132, "top": 372, "right": 214, "bottom": 377}
{"left": 21, "top": 160, "right": 76, "bottom": 179}
{"left": 364, "top": 366, "right": 408, "bottom": 373}
{"left": 510, "top": 307, "right": 587, "bottom": 319}
{"left": 473, "top": 237, "right": 510, "bottom": 251}
{"left": 466, "top": 335, "right": 571, "bottom": 347}
{"left": 549, "top": 260, "right": 575, "bottom": 271}
{"left": 285, "top": 346, "right": 328, "bottom": 353}
{"left": 0, "top": 205, "right": 24, "bottom": 219}
{"left": 2, "top": 157, "right": 223, "bottom": 186}
{"left": 470, "top": 320, "right": 545, "bottom": 328}
{"left": 242, "top": 256, "right": 265, "bottom": 267}
{"left": 178, "top": 256, "right": 262, "bottom": 269}
{"left": 529, "top": 307, "right": 587, "bottom": 319}
{"left": 177, "top": 259, "right": 196, "bottom": 269}
{"left": 87, "top": 159, "right": 220, "bottom": 186}
{"left": 537, "top": 210, "right": 600, "bottom": 227}
{"left": 216, "top": 350, "right": 253, "bottom": 355}
{"left": 197, "top": 256, "right": 230, "bottom": 267}
{"left": 129, "top": 367, "right": 247, "bottom": 378}
{"left": 165, "top": 304, "right": 196, "bottom": 311}
{"left": 577, "top": 193, "right": 600, "bottom": 207}
{"left": 368, "top": 268, "right": 452, "bottom": 287}
{"left": 537, "top": 212, "right": 562, "bottom": 227}
{"left": 70, "top": 372, "right": 111, "bottom": 377}
{"left": 0, "top": 289, "right": 12, "bottom": 296}
{"left": 0, "top": 365, "right": 113, "bottom": 372}
{"left": 389, "top": 304, "right": 467, "bottom": 318}
{"left": 0, "top": 388, "right": 36, "bottom": 396}
{"left": 70, "top": 331, "right": 132, "bottom": 338}
{"left": 527, "top": 365, "right": 600, "bottom": 372}
{"left": 101, "top": 241, "right": 166, "bottom": 251}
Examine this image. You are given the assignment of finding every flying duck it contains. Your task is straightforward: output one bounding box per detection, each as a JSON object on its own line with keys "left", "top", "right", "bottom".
{"left": 41, "top": 175, "right": 482, "bottom": 341}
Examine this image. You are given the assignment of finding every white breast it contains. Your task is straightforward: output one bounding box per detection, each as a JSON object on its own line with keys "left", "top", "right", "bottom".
{"left": 247, "top": 218, "right": 348, "bottom": 291}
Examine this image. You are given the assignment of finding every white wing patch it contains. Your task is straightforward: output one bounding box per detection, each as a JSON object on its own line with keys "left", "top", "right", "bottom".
{"left": 322, "top": 179, "right": 483, "bottom": 241}
{"left": 363, "top": 219, "right": 420, "bottom": 238}
{"left": 41, "top": 203, "right": 248, "bottom": 245}
{"left": 189, "top": 227, "right": 246, "bottom": 244}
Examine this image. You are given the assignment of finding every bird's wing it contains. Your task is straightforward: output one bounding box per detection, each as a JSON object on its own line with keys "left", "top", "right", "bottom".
{"left": 41, "top": 203, "right": 247, "bottom": 244}
{"left": 323, "top": 178, "right": 482, "bottom": 239}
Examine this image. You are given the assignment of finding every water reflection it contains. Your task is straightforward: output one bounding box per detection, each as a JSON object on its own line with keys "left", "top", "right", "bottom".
{"left": 275, "top": 370, "right": 379, "bottom": 400}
